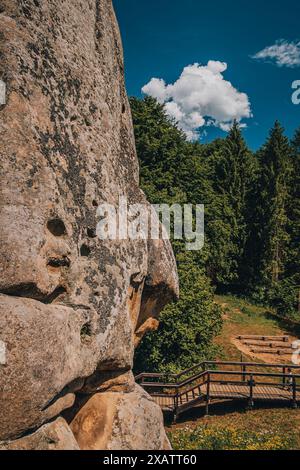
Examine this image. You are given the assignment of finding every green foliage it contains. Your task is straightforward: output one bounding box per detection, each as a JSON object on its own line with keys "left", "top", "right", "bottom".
{"left": 130, "top": 97, "right": 300, "bottom": 372}
{"left": 131, "top": 97, "right": 223, "bottom": 372}
{"left": 247, "top": 122, "right": 299, "bottom": 318}
{"left": 134, "top": 255, "right": 222, "bottom": 374}
{"left": 286, "top": 127, "right": 300, "bottom": 286}
{"left": 130, "top": 97, "right": 257, "bottom": 287}
{"left": 252, "top": 121, "right": 292, "bottom": 286}
{"left": 266, "top": 279, "right": 299, "bottom": 318}
{"left": 205, "top": 122, "right": 256, "bottom": 286}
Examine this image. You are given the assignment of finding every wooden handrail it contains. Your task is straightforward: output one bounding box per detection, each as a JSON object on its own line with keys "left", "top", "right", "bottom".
{"left": 135, "top": 361, "right": 300, "bottom": 389}
{"left": 178, "top": 375, "right": 208, "bottom": 398}
{"left": 206, "top": 370, "right": 300, "bottom": 379}
{"left": 141, "top": 370, "right": 300, "bottom": 397}
{"left": 138, "top": 371, "right": 209, "bottom": 390}
{"left": 203, "top": 360, "right": 300, "bottom": 369}
{"left": 135, "top": 360, "right": 300, "bottom": 383}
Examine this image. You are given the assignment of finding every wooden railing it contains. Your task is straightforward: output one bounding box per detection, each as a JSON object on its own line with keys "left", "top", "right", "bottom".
{"left": 136, "top": 361, "right": 300, "bottom": 421}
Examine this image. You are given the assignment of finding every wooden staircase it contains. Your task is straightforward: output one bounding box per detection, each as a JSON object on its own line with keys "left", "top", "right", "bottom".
{"left": 237, "top": 335, "right": 295, "bottom": 356}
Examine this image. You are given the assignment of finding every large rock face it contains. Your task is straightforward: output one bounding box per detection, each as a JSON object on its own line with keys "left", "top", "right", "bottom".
{"left": 0, "top": 0, "right": 178, "bottom": 448}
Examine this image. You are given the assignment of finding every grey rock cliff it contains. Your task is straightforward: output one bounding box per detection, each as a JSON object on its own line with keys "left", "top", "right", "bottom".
{"left": 0, "top": 0, "right": 178, "bottom": 449}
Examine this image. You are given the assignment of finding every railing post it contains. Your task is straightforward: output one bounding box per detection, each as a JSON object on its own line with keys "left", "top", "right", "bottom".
{"left": 283, "top": 367, "right": 286, "bottom": 387}
{"left": 292, "top": 377, "right": 297, "bottom": 409}
{"left": 242, "top": 364, "right": 246, "bottom": 383}
{"left": 205, "top": 372, "right": 210, "bottom": 416}
{"left": 173, "top": 388, "right": 179, "bottom": 423}
{"left": 248, "top": 374, "right": 254, "bottom": 409}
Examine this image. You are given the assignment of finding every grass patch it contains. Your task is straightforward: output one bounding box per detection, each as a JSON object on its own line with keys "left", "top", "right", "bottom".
{"left": 169, "top": 408, "right": 300, "bottom": 450}
{"left": 214, "top": 295, "right": 293, "bottom": 362}
{"left": 169, "top": 424, "right": 296, "bottom": 450}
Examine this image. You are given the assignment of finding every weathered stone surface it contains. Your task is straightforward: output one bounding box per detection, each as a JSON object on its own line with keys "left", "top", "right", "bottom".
{"left": 70, "top": 385, "right": 171, "bottom": 450}
{"left": 0, "top": 418, "right": 79, "bottom": 450}
{"left": 0, "top": 0, "right": 178, "bottom": 446}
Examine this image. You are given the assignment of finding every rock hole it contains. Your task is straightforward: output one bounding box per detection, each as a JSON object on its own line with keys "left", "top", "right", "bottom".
{"left": 80, "top": 244, "right": 91, "bottom": 257}
{"left": 92, "top": 199, "right": 98, "bottom": 207}
{"left": 130, "top": 273, "right": 144, "bottom": 292}
{"left": 47, "top": 256, "right": 70, "bottom": 268}
{"left": 122, "top": 103, "right": 126, "bottom": 114}
{"left": 80, "top": 322, "right": 92, "bottom": 338}
{"left": 47, "top": 218, "right": 67, "bottom": 237}
{"left": 87, "top": 227, "right": 97, "bottom": 238}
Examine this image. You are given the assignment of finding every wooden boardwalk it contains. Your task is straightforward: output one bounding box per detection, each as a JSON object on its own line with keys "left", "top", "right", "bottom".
{"left": 136, "top": 360, "right": 300, "bottom": 420}
{"left": 153, "top": 383, "right": 295, "bottom": 411}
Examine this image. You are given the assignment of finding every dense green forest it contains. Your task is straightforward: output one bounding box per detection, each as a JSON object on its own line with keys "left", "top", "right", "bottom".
{"left": 131, "top": 96, "right": 300, "bottom": 374}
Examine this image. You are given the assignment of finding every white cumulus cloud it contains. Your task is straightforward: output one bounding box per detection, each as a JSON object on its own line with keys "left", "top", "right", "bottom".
{"left": 141, "top": 61, "right": 252, "bottom": 141}
{"left": 252, "top": 40, "right": 300, "bottom": 68}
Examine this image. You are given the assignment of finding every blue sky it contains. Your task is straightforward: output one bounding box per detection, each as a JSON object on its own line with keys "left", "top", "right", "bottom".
{"left": 113, "top": 0, "right": 300, "bottom": 149}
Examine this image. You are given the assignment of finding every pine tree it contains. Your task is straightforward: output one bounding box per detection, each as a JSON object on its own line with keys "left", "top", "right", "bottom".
{"left": 288, "top": 127, "right": 300, "bottom": 281}
{"left": 286, "top": 127, "right": 300, "bottom": 313}
{"left": 210, "top": 121, "right": 255, "bottom": 289}
{"left": 255, "top": 121, "right": 292, "bottom": 287}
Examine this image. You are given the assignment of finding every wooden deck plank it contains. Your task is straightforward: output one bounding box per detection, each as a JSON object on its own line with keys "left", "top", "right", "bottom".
{"left": 237, "top": 335, "right": 289, "bottom": 342}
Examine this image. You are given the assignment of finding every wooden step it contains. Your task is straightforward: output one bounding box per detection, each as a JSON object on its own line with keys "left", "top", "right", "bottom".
{"left": 237, "top": 335, "right": 289, "bottom": 342}
{"left": 250, "top": 347, "right": 292, "bottom": 355}
{"left": 242, "top": 340, "right": 293, "bottom": 349}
